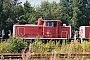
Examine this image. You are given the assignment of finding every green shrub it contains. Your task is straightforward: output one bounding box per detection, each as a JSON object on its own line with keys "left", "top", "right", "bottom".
{"left": 0, "top": 41, "right": 8, "bottom": 53}
{"left": 0, "top": 37, "right": 28, "bottom": 53}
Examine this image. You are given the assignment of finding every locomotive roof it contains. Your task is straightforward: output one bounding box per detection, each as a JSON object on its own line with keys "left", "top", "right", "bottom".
{"left": 42, "top": 20, "right": 62, "bottom": 22}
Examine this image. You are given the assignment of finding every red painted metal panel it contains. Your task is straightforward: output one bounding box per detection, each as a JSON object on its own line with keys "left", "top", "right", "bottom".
{"left": 38, "top": 26, "right": 43, "bottom": 35}
{"left": 53, "top": 27, "right": 58, "bottom": 38}
{"left": 59, "top": 26, "right": 70, "bottom": 38}
{"left": 43, "top": 27, "right": 53, "bottom": 38}
{"left": 14, "top": 25, "right": 43, "bottom": 38}
{"left": 85, "top": 27, "right": 90, "bottom": 38}
{"left": 18, "top": 27, "right": 25, "bottom": 35}
{"left": 25, "top": 26, "right": 39, "bottom": 35}
{"left": 15, "top": 26, "right": 25, "bottom": 37}
{"left": 43, "top": 27, "right": 58, "bottom": 38}
{"left": 25, "top": 26, "right": 39, "bottom": 38}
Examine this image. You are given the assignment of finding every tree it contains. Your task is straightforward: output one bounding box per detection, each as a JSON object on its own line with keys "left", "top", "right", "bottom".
{"left": 87, "top": 0, "right": 90, "bottom": 25}
{"left": 10, "top": 0, "right": 22, "bottom": 6}
{"left": 36, "top": 1, "right": 51, "bottom": 19}
{"left": 0, "top": 0, "right": 24, "bottom": 38}
{"left": 77, "top": 0, "right": 89, "bottom": 26}
{"left": 0, "top": 0, "right": 3, "bottom": 35}
{"left": 0, "top": 0, "right": 3, "bottom": 12}
{"left": 57, "top": 0, "right": 71, "bottom": 25}
{"left": 18, "top": 0, "right": 37, "bottom": 24}
{"left": 50, "top": 1, "right": 58, "bottom": 20}
{"left": 69, "top": 0, "right": 81, "bottom": 30}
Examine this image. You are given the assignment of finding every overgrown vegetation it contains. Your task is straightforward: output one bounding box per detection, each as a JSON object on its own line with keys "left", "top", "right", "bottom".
{"left": 0, "top": 0, "right": 90, "bottom": 37}
{"left": 0, "top": 37, "right": 90, "bottom": 59}
{"left": 0, "top": 37, "right": 88, "bottom": 53}
{"left": 0, "top": 37, "right": 28, "bottom": 53}
{"left": 21, "top": 39, "right": 90, "bottom": 60}
{"left": 30, "top": 39, "right": 90, "bottom": 54}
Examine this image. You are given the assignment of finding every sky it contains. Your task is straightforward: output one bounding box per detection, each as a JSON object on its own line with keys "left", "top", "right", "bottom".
{"left": 20, "top": 0, "right": 60, "bottom": 6}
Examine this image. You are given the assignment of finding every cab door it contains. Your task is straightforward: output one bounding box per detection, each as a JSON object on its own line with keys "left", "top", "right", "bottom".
{"left": 43, "top": 21, "right": 58, "bottom": 38}
{"left": 43, "top": 21, "right": 53, "bottom": 38}
{"left": 16, "top": 27, "right": 25, "bottom": 37}
{"left": 53, "top": 21, "right": 58, "bottom": 38}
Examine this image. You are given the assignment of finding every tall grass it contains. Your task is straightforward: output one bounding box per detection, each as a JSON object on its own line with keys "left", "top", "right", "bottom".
{"left": 22, "top": 39, "right": 90, "bottom": 60}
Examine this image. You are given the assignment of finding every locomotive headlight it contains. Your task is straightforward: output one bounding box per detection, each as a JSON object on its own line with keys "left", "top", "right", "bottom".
{"left": 46, "top": 30, "right": 50, "bottom": 34}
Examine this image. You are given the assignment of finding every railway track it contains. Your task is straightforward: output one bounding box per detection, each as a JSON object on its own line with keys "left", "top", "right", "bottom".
{"left": 0, "top": 53, "right": 21, "bottom": 59}
{"left": 0, "top": 53, "right": 90, "bottom": 59}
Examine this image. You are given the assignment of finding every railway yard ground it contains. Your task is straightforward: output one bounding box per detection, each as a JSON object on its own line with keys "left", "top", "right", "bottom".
{"left": 0, "top": 53, "right": 90, "bottom": 60}
{"left": 1, "top": 38, "right": 90, "bottom": 60}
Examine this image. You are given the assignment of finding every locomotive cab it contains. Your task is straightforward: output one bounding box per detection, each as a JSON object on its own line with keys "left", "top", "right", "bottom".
{"left": 43, "top": 20, "right": 61, "bottom": 38}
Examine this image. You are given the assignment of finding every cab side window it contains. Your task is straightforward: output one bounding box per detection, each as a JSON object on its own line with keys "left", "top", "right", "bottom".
{"left": 46, "top": 22, "right": 52, "bottom": 26}
{"left": 54, "top": 22, "right": 57, "bottom": 27}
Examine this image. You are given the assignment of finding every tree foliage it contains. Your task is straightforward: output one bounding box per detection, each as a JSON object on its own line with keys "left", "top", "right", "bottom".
{"left": 0, "top": 0, "right": 90, "bottom": 38}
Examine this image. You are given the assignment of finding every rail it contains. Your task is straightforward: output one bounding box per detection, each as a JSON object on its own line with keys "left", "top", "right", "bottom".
{"left": 0, "top": 53, "right": 90, "bottom": 59}
{"left": 0, "top": 53, "right": 21, "bottom": 59}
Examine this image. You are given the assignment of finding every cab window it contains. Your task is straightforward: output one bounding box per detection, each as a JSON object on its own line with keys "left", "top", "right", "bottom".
{"left": 54, "top": 22, "right": 57, "bottom": 27}
{"left": 46, "top": 22, "right": 52, "bottom": 26}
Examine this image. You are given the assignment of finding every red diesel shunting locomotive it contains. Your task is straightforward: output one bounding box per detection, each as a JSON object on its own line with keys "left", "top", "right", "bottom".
{"left": 13, "top": 18, "right": 71, "bottom": 39}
